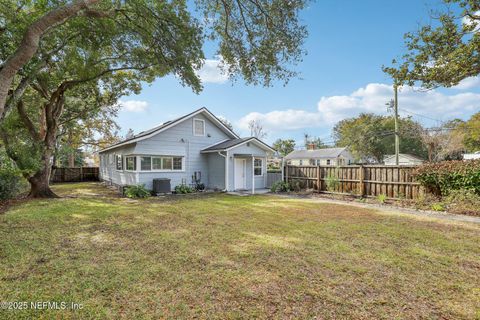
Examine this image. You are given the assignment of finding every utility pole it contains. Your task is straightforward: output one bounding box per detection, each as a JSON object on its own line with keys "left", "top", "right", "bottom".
{"left": 394, "top": 83, "right": 399, "bottom": 166}
{"left": 387, "top": 83, "right": 400, "bottom": 165}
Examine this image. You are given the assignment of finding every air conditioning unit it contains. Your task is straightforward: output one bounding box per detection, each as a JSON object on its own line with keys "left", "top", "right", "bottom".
{"left": 153, "top": 178, "right": 171, "bottom": 194}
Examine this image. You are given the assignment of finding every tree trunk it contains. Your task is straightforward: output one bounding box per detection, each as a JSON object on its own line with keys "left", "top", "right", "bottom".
{"left": 28, "top": 170, "right": 58, "bottom": 198}
{"left": 68, "top": 152, "right": 75, "bottom": 167}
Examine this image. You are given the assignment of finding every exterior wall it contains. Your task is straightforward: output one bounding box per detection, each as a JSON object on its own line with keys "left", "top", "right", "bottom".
{"left": 207, "top": 152, "right": 225, "bottom": 190}
{"left": 226, "top": 142, "right": 268, "bottom": 191}
{"left": 100, "top": 112, "right": 232, "bottom": 190}
{"left": 288, "top": 158, "right": 339, "bottom": 166}
{"left": 99, "top": 144, "right": 138, "bottom": 188}
{"left": 384, "top": 156, "right": 424, "bottom": 166}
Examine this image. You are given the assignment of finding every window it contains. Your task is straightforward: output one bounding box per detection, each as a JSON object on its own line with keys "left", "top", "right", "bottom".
{"left": 299, "top": 160, "right": 303, "bottom": 165}
{"left": 140, "top": 156, "right": 151, "bottom": 171}
{"left": 126, "top": 156, "right": 136, "bottom": 171}
{"left": 316, "top": 159, "right": 321, "bottom": 166}
{"left": 254, "top": 158, "right": 263, "bottom": 176}
{"left": 152, "top": 157, "right": 162, "bottom": 170}
{"left": 326, "top": 159, "right": 331, "bottom": 165}
{"left": 141, "top": 156, "right": 183, "bottom": 171}
{"left": 116, "top": 154, "right": 123, "bottom": 170}
{"left": 309, "top": 159, "right": 315, "bottom": 166}
{"left": 193, "top": 118, "right": 205, "bottom": 136}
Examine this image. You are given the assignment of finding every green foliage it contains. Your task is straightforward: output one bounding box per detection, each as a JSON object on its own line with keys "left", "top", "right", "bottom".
{"left": 270, "top": 181, "right": 291, "bottom": 193}
{"left": 376, "top": 194, "right": 387, "bottom": 204}
{"left": 462, "top": 112, "right": 480, "bottom": 152}
{"left": 174, "top": 184, "right": 194, "bottom": 194}
{"left": 194, "top": 183, "right": 205, "bottom": 192}
{"left": 333, "top": 113, "right": 426, "bottom": 162}
{"left": 272, "top": 139, "right": 295, "bottom": 157}
{"left": 414, "top": 160, "right": 480, "bottom": 196}
{"left": 124, "top": 185, "right": 151, "bottom": 199}
{"left": 325, "top": 170, "right": 340, "bottom": 192}
{"left": 384, "top": 0, "right": 480, "bottom": 89}
{"left": 444, "top": 189, "right": 480, "bottom": 216}
{"left": 431, "top": 203, "right": 445, "bottom": 212}
{"left": 0, "top": 168, "right": 24, "bottom": 200}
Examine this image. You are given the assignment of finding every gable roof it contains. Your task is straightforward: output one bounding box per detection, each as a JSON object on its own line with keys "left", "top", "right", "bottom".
{"left": 99, "top": 107, "right": 239, "bottom": 153}
{"left": 384, "top": 154, "right": 424, "bottom": 162}
{"left": 201, "top": 137, "right": 275, "bottom": 153}
{"left": 284, "top": 147, "right": 348, "bottom": 160}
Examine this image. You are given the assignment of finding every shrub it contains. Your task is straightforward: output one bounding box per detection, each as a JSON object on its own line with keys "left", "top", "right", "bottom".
{"left": 174, "top": 184, "right": 194, "bottom": 194}
{"left": 194, "top": 182, "right": 205, "bottom": 192}
{"left": 376, "top": 194, "right": 387, "bottom": 204}
{"left": 0, "top": 168, "right": 26, "bottom": 200}
{"left": 414, "top": 160, "right": 480, "bottom": 196}
{"left": 124, "top": 184, "right": 151, "bottom": 198}
{"left": 270, "top": 181, "right": 291, "bottom": 193}
{"left": 325, "top": 169, "right": 339, "bottom": 192}
{"left": 444, "top": 189, "right": 480, "bottom": 216}
{"left": 431, "top": 203, "right": 445, "bottom": 211}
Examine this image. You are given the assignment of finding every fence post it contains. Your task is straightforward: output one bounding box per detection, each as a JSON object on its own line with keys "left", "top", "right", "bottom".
{"left": 317, "top": 166, "right": 321, "bottom": 193}
{"left": 359, "top": 165, "right": 365, "bottom": 196}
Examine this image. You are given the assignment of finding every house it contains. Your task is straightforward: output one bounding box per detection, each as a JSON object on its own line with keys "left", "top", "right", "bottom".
{"left": 98, "top": 108, "right": 275, "bottom": 193}
{"left": 463, "top": 151, "right": 480, "bottom": 160}
{"left": 383, "top": 154, "right": 424, "bottom": 166}
{"left": 284, "top": 146, "right": 355, "bottom": 166}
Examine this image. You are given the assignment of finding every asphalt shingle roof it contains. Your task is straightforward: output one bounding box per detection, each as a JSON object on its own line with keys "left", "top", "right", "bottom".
{"left": 284, "top": 147, "right": 347, "bottom": 159}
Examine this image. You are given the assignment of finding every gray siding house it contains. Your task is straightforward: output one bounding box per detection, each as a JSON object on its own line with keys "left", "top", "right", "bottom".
{"left": 285, "top": 147, "right": 355, "bottom": 166}
{"left": 98, "top": 108, "right": 274, "bottom": 193}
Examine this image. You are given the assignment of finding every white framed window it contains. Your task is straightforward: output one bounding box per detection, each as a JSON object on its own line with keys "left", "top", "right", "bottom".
{"left": 326, "top": 159, "right": 331, "bottom": 165}
{"left": 193, "top": 118, "right": 205, "bottom": 136}
{"left": 299, "top": 160, "right": 303, "bottom": 165}
{"left": 116, "top": 154, "right": 123, "bottom": 170}
{"left": 140, "top": 156, "right": 184, "bottom": 171}
{"left": 125, "top": 156, "right": 136, "bottom": 171}
{"left": 254, "top": 158, "right": 263, "bottom": 176}
{"left": 140, "top": 156, "right": 151, "bottom": 171}
{"left": 316, "top": 159, "right": 321, "bottom": 166}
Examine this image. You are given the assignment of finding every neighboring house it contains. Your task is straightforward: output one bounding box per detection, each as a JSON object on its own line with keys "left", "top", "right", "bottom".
{"left": 284, "top": 146, "right": 355, "bottom": 166}
{"left": 383, "top": 154, "right": 424, "bottom": 166}
{"left": 98, "top": 108, "right": 274, "bottom": 192}
{"left": 463, "top": 151, "right": 480, "bottom": 160}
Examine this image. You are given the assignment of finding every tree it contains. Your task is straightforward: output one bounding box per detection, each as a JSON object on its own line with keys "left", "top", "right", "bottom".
{"left": 303, "top": 134, "right": 327, "bottom": 149}
{"left": 384, "top": 0, "right": 480, "bottom": 89}
{"left": 462, "top": 112, "right": 480, "bottom": 152}
{"left": 1, "top": 0, "right": 308, "bottom": 197}
{"left": 333, "top": 113, "right": 427, "bottom": 163}
{"left": 248, "top": 120, "right": 267, "bottom": 139}
{"left": 272, "top": 139, "right": 295, "bottom": 156}
{"left": 0, "top": 0, "right": 309, "bottom": 124}
{"left": 125, "top": 129, "right": 135, "bottom": 140}
{"left": 218, "top": 116, "right": 234, "bottom": 131}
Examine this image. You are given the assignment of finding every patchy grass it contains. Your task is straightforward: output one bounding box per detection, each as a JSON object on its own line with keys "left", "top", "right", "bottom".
{"left": 0, "top": 182, "right": 479, "bottom": 319}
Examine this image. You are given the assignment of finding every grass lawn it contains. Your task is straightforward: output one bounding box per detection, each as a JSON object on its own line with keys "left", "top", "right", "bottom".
{"left": 1, "top": 182, "right": 479, "bottom": 319}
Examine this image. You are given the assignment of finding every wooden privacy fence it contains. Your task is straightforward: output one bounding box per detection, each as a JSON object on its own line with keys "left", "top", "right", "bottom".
{"left": 50, "top": 167, "right": 99, "bottom": 183}
{"left": 285, "top": 165, "right": 424, "bottom": 199}
{"left": 266, "top": 171, "right": 282, "bottom": 188}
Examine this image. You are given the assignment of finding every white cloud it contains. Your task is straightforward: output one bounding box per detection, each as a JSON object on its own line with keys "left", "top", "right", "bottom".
{"left": 453, "top": 76, "right": 480, "bottom": 90}
{"left": 462, "top": 11, "right": 480, "bottom": 32}
{"left": 196, "top": 58, "right": 229, "bottom": 84}
{"left": 238, "top": 83, "right": 480, "bottom": 132}
{"left": 118, "top": 100, "right": 149, "bottom": 112}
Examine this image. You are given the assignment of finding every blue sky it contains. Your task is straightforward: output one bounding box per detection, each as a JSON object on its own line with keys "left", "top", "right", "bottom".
{"left": 116, "top": 0, "right": 480, "bottom": 146}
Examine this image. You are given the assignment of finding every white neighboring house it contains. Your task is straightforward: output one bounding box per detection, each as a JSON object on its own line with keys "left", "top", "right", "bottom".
{"left": 463, "top": 151, "right": 480, "bottom": 160}
{"left": 383, "top": 154, "right": 424, "bottom": 166}
{"left": 98, "top": 108, "right": 274, "bottom": 192}
{"left": 284, "top": 147, "right": 355, "bottom": 166}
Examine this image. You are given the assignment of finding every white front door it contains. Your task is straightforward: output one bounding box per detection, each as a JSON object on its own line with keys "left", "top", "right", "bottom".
{"left": 234, "top": 158, "right": 246, "bottom": 190}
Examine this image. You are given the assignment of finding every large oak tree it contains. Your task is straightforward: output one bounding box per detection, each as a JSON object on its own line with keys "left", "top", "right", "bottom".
{"left": 1, "top": 0, "right": 309, "bottom": 197}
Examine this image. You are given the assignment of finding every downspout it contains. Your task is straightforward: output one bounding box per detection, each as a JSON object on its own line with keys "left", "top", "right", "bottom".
{"left": 218, "top": 151, "right": 228, "bottom": 192}
{"left": 252, "top": 156, "right": 255, "bottom": 194}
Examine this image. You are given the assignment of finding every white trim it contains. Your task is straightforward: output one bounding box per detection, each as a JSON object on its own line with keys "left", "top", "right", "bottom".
{"left": 201, "top": 137, "right": 275, "bottom": 154}
{"left": 193, "top": 118, "right": 206, "bottom": 136}
{"left": 99, "top": 108, "right": 239, "bottom": 153}
{"left": 253, "top": 158, "right": 263, "bottom": 176}
{"left": 139, "top": 155, "right": 185, "bottom": 172}
{"left": 252, "top": 156, "right": 255, "bottom": 194}
{"left": 218, "top": 151, "right": 228, "bottom": 191}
